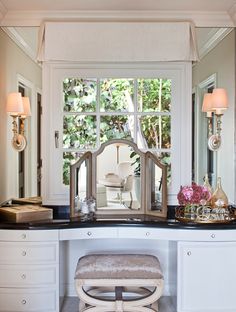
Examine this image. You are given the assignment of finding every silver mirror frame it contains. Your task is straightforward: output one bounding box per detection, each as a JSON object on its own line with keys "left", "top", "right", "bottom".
{"left": 70, "top": 139, "right": 168, "bottom": 218}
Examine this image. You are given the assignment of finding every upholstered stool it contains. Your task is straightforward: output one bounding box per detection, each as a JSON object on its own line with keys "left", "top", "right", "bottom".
{"left": 74, "top": 254, "right": 164, "bottom": 312}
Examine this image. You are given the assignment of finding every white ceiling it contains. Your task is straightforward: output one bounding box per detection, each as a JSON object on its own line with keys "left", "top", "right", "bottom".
{"left": 0, "top": 0, "right": 235, "bottom": 62}
{"left": 0, "top": 0, "right": 236, "bottom": 27}
{"left": 0, "top": 0, "right": 235, "bottom": 11}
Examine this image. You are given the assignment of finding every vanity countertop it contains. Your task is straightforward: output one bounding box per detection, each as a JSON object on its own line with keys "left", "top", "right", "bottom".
{"left": 0, "top": 213, "right": 236, "bottom": 230}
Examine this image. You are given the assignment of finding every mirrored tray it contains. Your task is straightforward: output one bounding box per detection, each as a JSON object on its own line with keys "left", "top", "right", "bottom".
{"left": 175, "top": 206, "right": 235, "bottom": 224}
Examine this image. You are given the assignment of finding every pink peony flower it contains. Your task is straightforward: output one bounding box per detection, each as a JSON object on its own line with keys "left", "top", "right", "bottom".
{"left": 177, "top": 182, "right": 211, "bottom": 205}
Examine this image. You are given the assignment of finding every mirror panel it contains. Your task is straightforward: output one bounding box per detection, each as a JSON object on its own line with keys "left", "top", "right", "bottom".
{"left": 70, "top": 152, "right": 92, "bottom": 217}
{"left": 145, "top": 152, "right": 167, "bottom": 217}
{"left": 95, "top": 141, "right": 142, "bottom": 212}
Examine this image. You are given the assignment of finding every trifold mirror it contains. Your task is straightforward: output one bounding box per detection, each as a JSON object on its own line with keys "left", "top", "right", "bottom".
{"left": 70, "top": 139, "right": 167, "bottom": 218}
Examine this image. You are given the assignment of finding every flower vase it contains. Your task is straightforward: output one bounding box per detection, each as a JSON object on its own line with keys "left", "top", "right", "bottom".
{"left": 184, "top": 204, "right": 197, "bottom": 220}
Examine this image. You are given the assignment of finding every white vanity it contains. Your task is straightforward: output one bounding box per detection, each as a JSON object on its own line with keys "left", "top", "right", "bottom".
{"left": 0, "top": 220, "right": 235, "bottom": 312}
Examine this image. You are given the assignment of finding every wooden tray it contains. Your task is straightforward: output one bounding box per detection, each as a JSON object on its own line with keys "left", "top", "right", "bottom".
{"left": 0, "top": 205, "right": 52, "bottom": 223}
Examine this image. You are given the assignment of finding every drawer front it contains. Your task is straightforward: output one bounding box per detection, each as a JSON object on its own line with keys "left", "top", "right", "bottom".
{"left": 0, "top": 230, "right": 59, "bottom": 242}
{"left": 60, "top": 227, "right": 118, "bottom": 240}
{"left": 0, "top": 242, "right": 58, "bottom": 264}
{"left": 118, "top": 227, "right": 163, "bottom": 239}
{"left": 0, "top": 265, "right": 57, "bottom": 287}
{"left": 0, "top": 288, "right": 57, "bottom": 312}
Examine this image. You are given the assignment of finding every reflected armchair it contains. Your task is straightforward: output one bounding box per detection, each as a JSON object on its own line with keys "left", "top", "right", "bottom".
{"left": 99, "top": 162, "right": 134, "bottom": 207}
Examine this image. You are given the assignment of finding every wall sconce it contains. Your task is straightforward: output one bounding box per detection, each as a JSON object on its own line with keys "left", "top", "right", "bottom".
{"left": 202, "top": 88, "right": 228, "bottom": 151}
{"left": 6, "top": 93, "right": 31, "bottom": 152}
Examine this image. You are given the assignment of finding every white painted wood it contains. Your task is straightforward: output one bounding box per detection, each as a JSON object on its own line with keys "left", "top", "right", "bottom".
{"left": 0, "top": 229, "right": 59, "bottom": 241}
{"left": 0, "top": 288, "right": 57, "bottom": 312}
{"left": 0, "top": 264, "right": 57, "bottom": 287}
{"left": 117, "top": 227, "right": 236, "bottom": 242}
{"left": 42, "top": 62, "right": 190, "bottom": 206}
{"left": 0, "top": 230, "right": 59, "bottom": 312}
{"left": 177, "top": 241, "right": 236, "bottom": 312}
{"left": 60, "top": 227, "right": 118, "bottom": 241}
{"left": 61, "top": 296, "right": 176, "bottom": 312}
{"left": 0, "top": 10, "right": 234, "bottom": 28}
{"left": 75, "top": 278, "right": 164, "bottom": 312}
{"left": 0, "top": 241, "right": 58, "bottom": 264}
{"left": 1, "top": 226, "right": 236, "bottom": 312}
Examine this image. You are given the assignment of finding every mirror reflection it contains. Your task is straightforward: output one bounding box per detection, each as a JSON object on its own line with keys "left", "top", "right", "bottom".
{"left": 1, "top": 26, "right": 234, "bottom": 206}
{"left": 96, "top": 143, "right": 141, "bottom": 211}
{"left": 192, "top": 27, "right": 234, "bottom": 201}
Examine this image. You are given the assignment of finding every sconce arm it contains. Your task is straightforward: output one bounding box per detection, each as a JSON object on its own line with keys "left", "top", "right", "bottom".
{"left": 10, "top": 115, "right": 27, "bottom": 152}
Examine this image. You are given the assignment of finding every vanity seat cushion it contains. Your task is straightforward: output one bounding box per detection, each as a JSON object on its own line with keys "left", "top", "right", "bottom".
{"left": 75, "top": 254, "right": 163, "bottom": 280}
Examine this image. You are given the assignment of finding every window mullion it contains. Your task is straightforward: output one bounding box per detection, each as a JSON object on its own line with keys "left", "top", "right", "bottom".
{"left": 96, "top": 78, "right": 100, "bottom": 148}
{"left": 133, "top": 79, "right": 138, "bottom": 143}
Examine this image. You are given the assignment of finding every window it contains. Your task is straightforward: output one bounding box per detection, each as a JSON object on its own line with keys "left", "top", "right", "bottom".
{"left": 42, "top": 63, "right": 191, "bottom": 205}
{"left": 62, "top": 78, "right": 171, "bottom": 185}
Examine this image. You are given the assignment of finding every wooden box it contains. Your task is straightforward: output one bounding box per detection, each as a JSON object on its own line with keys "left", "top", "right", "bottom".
{"left": 0, "top": 205, "right": 53, "bottom": 223}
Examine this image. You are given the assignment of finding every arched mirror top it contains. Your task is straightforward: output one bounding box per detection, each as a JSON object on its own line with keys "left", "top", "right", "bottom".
{"left": 70, "top": 139, "right": 167, "bottom": 218}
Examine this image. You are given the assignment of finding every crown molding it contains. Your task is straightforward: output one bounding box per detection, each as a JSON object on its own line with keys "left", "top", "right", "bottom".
{"left": 0, "top": 10, "right": 235, "bottom": 27}
{"left": 2, "top": 26, "right": 39, "bottom": 64}
{"left": 228, "top": 3, "right": 236, "bottom": 25}
{"left": 198, "top": 28, "right": 233, "bottom": 60}
{"left": 0, "top": 0, "right": 7, "bottom": 20}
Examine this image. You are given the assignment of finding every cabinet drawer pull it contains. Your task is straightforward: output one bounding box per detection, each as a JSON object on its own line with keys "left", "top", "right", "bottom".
{"left": 21, "top": 274, "right": 26, "bottom": 279}
{"left": 22, "top": 250, "right": 27, "bottom": 256}
{"left": 187, "top": 251, "right": 191, "bottom": 256}
{"left": 21, "top": 233, "right": 27, "bottom": 239}
{"left": 21, "top": 299, "right": 27, "bottom": 305}
{"left": 146, "top": 232, "right": 150, "bottom": 236}
{"left": 211, "top": 234, "right": 215, "bottom": 238}
{"left": 87, "top": 231, "right": 92, "bottom": 236}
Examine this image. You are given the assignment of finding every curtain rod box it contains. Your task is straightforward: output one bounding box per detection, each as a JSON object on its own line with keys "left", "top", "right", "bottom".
{"left": 0, "top": 205, "right": 52, "bottom": 223}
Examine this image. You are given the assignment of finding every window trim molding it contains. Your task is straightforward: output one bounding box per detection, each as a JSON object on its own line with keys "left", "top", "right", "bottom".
{"left": 42, "top": 61, "right": 192, "bottom": 205}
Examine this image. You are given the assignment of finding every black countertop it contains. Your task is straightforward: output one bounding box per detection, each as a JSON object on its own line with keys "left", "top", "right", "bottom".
{"left": 1, "top": 213, "right": 236, "bottom": 230}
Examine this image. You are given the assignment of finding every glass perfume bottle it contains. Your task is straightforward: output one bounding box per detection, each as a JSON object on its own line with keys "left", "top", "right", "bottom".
{"left": 203, "top": 174, "right": 213, "bottom": 205}
{"left": 203, "top": 174, "right": 213, "bottom": 194}
{"left": 211, "top": 177, "right": 228, "bottom": 208}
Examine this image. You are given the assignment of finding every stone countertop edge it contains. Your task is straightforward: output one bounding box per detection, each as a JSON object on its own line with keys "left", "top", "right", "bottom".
{"left": 0, "top": 213, "right": 236, "bottom": 230}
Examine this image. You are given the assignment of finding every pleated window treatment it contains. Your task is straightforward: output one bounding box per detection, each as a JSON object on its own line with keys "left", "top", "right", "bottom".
{"left": 37, "top": 21, "right": 199, "bottom": 62}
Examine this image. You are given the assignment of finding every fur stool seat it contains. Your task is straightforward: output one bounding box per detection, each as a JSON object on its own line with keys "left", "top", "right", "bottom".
{"left": 74, "top": 254, "right": 164, "bottom": 312}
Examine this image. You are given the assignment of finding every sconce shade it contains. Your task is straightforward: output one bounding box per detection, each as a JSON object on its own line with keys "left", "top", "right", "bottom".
{"left": 202, "top": 93, "right": 213, "bottom": 112}
{"left": 6, "top": 93, "right": 23, "bottom": 115}
{"left": 22, "top": 97, "right": 31, "bottom": 117}
{"left": 212, "top": 88, "right": 228, "bottom": 111}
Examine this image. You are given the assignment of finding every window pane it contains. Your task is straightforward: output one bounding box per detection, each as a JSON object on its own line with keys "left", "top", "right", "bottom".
{"left": 63, "top": 78, "right": 97, "bottom": 112}
{"left": 100, "top": 79, "right": 134, "bottom": 112}
{"left": 138, "top": 79, "right": 171, "bottom": 112}
{"left": 63, "top": 152, "right": 83, "bottom": 185}
{"left": 139, "top": 115, "right": 171, "bottom": 149}
{"left": 100, "top": 116, "right": 134, "bottom": 143}
{"left": 63, "top": 115, "right": 97, "bottom": 149}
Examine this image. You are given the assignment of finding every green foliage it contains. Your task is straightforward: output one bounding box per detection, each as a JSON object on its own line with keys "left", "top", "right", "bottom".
{"left": 130, "top": 151, "right": 141, "bottom": 176}
{"left": 62, "top": 77, "right": 172, "bottom": 185}
{"left": 100, "top": 79, "right": 134, "bottom": 112}
{"left": 63, "top": 78, "right": 96, "bottom": 112}
{"left": 100, "top": 115, "right": 132, "bottom": 143}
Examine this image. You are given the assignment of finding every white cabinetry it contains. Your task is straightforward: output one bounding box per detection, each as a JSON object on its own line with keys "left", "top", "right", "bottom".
{"left": 178, "top": 241, "right": 236, "bottom": 312}
{"left": 0, "top": 230, "right": 59, "bottom": 312}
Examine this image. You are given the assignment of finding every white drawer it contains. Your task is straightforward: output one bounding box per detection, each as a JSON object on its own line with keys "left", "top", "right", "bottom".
{"left": 0, "top": 288, "right": 57, "bottom": 312}
{"left": 60, "top": 227, "right": 118, "bottom": 240}
{"left": 0, "top": 242, "right": 58, "bottom": 264}
{"left": 0, "top": 230, "right": 59, "bottom": 242}
{"left": 0, "top": 265, "right": 57, "bottom": 287}
{"left": 118, "top": 227, "right": 161, "bottom": 239}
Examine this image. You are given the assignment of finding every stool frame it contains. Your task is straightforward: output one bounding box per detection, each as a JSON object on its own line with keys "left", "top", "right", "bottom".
{"left": 75, "top": 278, "right": 164, "bottom": 312}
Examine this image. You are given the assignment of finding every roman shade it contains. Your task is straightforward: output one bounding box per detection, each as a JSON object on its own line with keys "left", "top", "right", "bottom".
{"left": 37, "top": 21, "right": 198, "bottom": 62}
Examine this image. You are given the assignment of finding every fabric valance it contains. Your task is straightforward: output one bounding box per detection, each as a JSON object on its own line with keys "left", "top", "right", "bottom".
{"left": 37, "top": 21, "right": 199, "bottom": 62}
